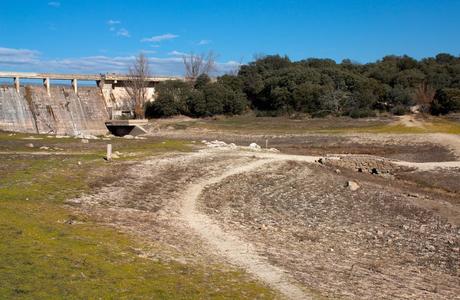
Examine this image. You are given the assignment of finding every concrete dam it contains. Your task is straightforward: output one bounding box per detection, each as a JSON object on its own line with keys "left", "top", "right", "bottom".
{"left": 0, "top": 72, "right": 179, "bottom": 135}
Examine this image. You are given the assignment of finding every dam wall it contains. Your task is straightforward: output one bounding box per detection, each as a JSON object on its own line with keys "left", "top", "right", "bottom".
{"left": 0, "top": 85, "right": 109, "bottom": 135}
{"left": 0, "top": 72, "right": 180, "bottom": 136}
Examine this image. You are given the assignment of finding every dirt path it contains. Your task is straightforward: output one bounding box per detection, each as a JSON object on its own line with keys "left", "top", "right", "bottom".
{"left": 181, "top": 157, "right": 311, "bottom": 300}
{"left": 68, "top": 147, "right": 460, "bottom": 299}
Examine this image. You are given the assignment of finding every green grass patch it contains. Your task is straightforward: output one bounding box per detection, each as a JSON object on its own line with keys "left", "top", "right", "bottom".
{"left": 0, "top": 154, "right": 276, "bottom": 299}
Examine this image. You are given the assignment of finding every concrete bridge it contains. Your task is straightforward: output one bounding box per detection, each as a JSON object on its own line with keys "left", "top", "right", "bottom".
{"left": 0, "top": 71, "right": 182, "bottom": 94}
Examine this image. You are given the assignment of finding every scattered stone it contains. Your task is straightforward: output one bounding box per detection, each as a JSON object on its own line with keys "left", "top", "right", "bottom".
{"left": 77, "top": 161, "right": 82, "bottom": 166}
{"left": 335, "top": 169, "right": 341, "bottom": 174}
{"left": 25, "top": 143, "right": 34, "bottom": 148}
{"left": 346, "top": 181, "right": 360, "bottom": 191}
{"left": 249, "top": 143, "right": 261, "bottom": 150}
{"left": 111, "top": 153, "right": 120, "bottom": 159}
{"left": 81, "top": 139, "right": 89, "bottom": 144}
{"left": 102, "top": 137, "right": 111, "bottom": 141}
{"left": 124, "top": 135, "right": 134, "bottom": 139}
{"left": 39, "top": 146, "right": 50, "bottom": 150}
{"left": 426, "top": 244, "right": 436, "bottom": 251}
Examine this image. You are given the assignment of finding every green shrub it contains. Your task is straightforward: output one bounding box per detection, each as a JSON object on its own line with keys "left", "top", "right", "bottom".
{"left": 391, "top": 104, "right": 410, "bottom": 116}
{"left": 349, "top": 108, "right": 377, "bottom": 118}
{"left": 431, "top": 88, "right": 460, "bottom": 115}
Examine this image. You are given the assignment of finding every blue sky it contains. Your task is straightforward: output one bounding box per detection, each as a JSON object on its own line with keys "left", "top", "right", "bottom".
{"left": 0, "top": 0, "right": 459, "bottom": 75}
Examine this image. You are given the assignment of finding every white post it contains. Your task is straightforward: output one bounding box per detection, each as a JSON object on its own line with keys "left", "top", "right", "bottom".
{"left": 71, "top": 78, "right": 78, "bottom": 93}
{"left": 265, "top": 139, "right": 268, "bottom": 149}
{"left": 14, "top": 77, "right": 20, "bottom": 93}
{"left": 43, "top": 77, "right": 50, "bottom": 95}
{"left": 106, "top": 144, "right": 112, "bottom": 161}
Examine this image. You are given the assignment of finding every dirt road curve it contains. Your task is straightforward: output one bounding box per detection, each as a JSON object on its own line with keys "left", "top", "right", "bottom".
{"left": 69, "top": 147, "right": 460, "bottom": 299}
{"left": 181, "top": 157, "right": 310, "bottom": 300}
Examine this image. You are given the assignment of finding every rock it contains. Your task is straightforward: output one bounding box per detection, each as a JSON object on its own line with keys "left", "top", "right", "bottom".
{"left": 335, "top": 169, "right": 341, "bottom": 174}
{"left": 25, "top": 143, "right": 34, "bottom": 148}
{"left": 39, "top": 146, "right": 50, "bottom": 150}
{"left": 346, "top": 181, "right": 360, "bottom": 191}
{"left": 426, "top": 244, "right": 435, "bottom": 251}
{"left": 123, "top": 135, "right": 134, "bottom": 139}
{"left": 111, "top": 153, "right": 120, "bottom": 159}
{"left": 318, "top": 158, "right": 325, "bottom": 164}
{"left": 249, "top": 143, "right": 261, "bottom": 150}
{"left": 102, "top": 137, "right": 111, "bottom": 141}
{"left": 77, "top": 161, "right": 82, "bottom": 165}
{"left": 81, "top": 139, "right": 89, "bottom": 144}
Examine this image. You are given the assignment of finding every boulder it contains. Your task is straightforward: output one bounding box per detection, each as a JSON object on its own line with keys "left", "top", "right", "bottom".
{"left": 346, "top": 181, "right": 360, "bottom": 191}
{"left": 249, "top": 143, "right": 261, "bottom": 150}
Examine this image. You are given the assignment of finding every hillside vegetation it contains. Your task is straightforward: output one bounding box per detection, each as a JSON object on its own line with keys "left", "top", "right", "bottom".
{"left": 147, "top": 53, "right": 460, "bottom": 118}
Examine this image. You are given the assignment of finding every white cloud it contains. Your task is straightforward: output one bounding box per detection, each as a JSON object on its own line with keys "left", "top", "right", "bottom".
{"left": 116, "top": 28, "right": 130, "bottom": 37}
{"left": 141, "top": 33, "right": 178, "bottom": 43}
{"left": 0, "top": 47, "right": 40, "bottom": 65}
{"left": 140, "top": 50, "right": 157, "bottom": 54}
{"left": 48, "top": 1, "right": 60, "bottom": 7}
{"left": 107, "top": 20, "right": 121, "bottom": 25}
{"left": 0, "top": 46, "right": 239, "bottom": 76}
{"left": 198, "top": 39, "right": 211, "bottom": 45}
{"left": 168, "top": 50, "right": 187, "bottom": 57}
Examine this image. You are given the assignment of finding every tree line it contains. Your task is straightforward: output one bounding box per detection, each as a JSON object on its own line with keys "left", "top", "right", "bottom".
{"left": 146, "top": 53, "right": 460, "bottom": 118}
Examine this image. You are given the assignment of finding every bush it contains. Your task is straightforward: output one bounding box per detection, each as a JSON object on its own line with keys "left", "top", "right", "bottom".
{"left": 194, "top": 74, "right": 211, "bottom": 90}
{"left": 431, "top": 88, "right": 460, "bottom": 115}
{"left": 349, "top": 108, "right": 377, "bottom": 118}
{"left": 391, "top": 104, "right": 410, "bottom": 116}
{"left": 186, "top": 89, "right": 206, "bottom": 117}
{"left": 146, "top": 80, "right": 192, "bottom": 117}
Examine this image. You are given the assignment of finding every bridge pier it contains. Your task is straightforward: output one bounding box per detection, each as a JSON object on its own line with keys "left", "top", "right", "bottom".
{"left": 14, "top": 77, "right": 20, "bottom": 93}
{"left": 43, "top": 77, "right": 50, "bottom": 95}
{"left": 71, "top": 78, "right": 78, "bottom": 93}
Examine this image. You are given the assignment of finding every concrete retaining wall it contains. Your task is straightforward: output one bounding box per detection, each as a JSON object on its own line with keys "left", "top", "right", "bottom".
{"left": 0, "top": 85, "right": 109, "bottom": 135}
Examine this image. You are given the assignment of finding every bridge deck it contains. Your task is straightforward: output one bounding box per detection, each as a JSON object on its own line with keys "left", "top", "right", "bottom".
{"left": 0, "top": 71, "right": 181, "bottom": 82}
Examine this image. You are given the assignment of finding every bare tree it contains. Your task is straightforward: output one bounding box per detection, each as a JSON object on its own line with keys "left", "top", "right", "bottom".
{"left": 226, "top": 56, "right": 244, "bottom": 76}
{"left": 415, "top": 81, "right": 435, "bottom": 113}
{"left": 125, "top": 53, "right": 151, "bottom": 119}
{"left": 182, "top": 51, "right": 216, "bottom": 81}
